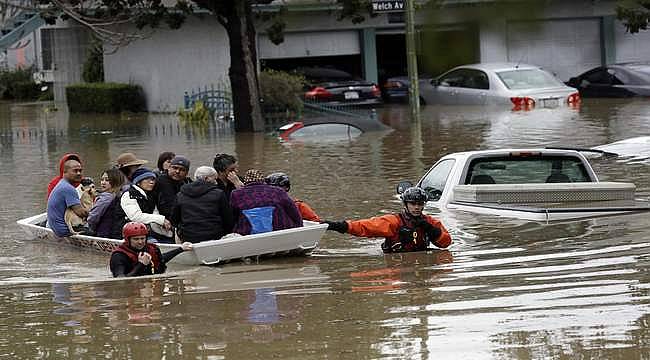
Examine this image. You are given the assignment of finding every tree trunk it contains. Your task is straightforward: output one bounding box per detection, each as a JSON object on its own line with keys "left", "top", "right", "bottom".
{"left": 226, "top": 0, "right": 264, "bottom": 132}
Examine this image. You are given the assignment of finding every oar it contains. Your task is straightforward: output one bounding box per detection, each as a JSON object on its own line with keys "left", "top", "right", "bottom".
{"left": 544, "top": 146, "right": 619, "bottom": 158}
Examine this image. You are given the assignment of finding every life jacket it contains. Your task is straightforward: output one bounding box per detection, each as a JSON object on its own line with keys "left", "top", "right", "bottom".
{"left": 110, "top": 186, "right": 156, "bottom": 239}
{"left": 112, "top": 241, "right": 163, "bottom": 274}
{"left": 381, "top": 213, "right": 431, "bottom": 253}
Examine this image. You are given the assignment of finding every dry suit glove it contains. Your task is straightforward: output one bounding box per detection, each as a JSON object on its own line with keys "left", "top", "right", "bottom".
{"left": 323, "top": 220, "right": 348, "bottom": 234}
{"left": 416, "top": 219, "right": 441, "bottom": 242}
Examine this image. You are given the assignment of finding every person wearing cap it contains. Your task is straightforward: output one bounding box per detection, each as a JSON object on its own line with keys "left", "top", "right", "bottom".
{"left": 155, "top": 155, "right": 192, "bottom": 220}
{"left": 212, "top": 153, "right": 244, "bottom": 201}
{"left": 322, "top": 187, "right": 452, "bottom": 253}
{"left": 171, "top": 166, "right": 234, "bottom": 242}
{"left": 230, "top": 169, "right": 302, "bottom": 235}
{"left": 115, "top": 152, "right": 148, "bottom": 182}
{"left": 110, "top": 167, "right": 173, "bottom": 242}
{"left": 110, "top": 222, "right": 193, "bottom": 277}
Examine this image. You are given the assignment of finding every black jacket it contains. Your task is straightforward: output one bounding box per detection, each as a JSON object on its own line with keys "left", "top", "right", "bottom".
{"left": 110, "top": 186, "right": 157, "bottom": 239}
{"left": 171, "top": 180, "right": 234, "bottom": 243}
{"left": 155, "top": 174, "right": 192, "bottom": 219}
{"left": 110, "top": 246, "right": 184, "bottom": 277}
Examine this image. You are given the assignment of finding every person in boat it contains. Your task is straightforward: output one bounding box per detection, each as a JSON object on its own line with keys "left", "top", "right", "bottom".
{"left": 110, "top": 222, "right": 192, "bottom": 277}
{"left": 111, "top": 168, "right": 173, "bottom": 242}
{"left": 212, "top": 153, "right": 244, "bottom": 200}
{"left": 230, "top": 169, "right": 303, "bottom": 235}
{"left": 154, "top": 151, "right": 175, "bottom": 177}
{"left": 155, "top": 155, "right": 192, "bottom": 220}
{"left": 47, "top": 153, "right": 82, "bottom": 199}
{"left": 323, "top": 187, "right": 452, "bottom": 253}
{"left": 171, "top": 166, "right": 234, "bottom": 242}
{"left": 87, "top": 168, "right": 126, "bottom": 237}
{"left": 265, "top": 172, "right": 320, "bottom": 222}
{"left": 46, "top": 158, "right": 89, "bottom": 237}
{"left": 115, "top": 152, "right": 148, "bottom": 183}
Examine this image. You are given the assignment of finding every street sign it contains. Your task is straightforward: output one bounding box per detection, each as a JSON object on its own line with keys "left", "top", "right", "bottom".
{"left": 372, "top": 0, "right": 404, "bottom": 13}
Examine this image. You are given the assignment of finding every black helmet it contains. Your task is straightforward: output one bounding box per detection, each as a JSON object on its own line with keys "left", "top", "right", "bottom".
{"left": 401, "top": 187, "right": 428, "bottom": 204}
{"left": 265, "top": 172, "right": 291, "bottom": 191}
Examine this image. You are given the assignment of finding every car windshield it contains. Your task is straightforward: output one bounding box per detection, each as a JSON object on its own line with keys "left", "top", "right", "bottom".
{"left": 624, "top": 65, "right": 650, "bottom": 84}
{"left": 496, "top": 69, "right": 564, "bottom": 90}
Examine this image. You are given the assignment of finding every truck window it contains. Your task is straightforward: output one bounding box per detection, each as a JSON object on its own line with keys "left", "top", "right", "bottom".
{"left": 419, "top": 159, "right": 455, "bottom": 200}
{"left": 464, "top": 156, "right": 591, "bottom": 184}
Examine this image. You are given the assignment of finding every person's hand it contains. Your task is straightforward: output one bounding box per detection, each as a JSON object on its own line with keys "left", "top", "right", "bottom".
{"left": 181, "top": 242, "right": 193, "bottom": 251}
{"left": 163, "top": 219, "right": 172, "bottom": 230}
{"left": 322, "top": 220, "right": 348, "bottom": 234}
{"left": 227, "top": 171, "right": 244, "bottom": 188}
{"left": 138, "top": 252, "right": 152, "bottom": 265}
{"left": 416, "top": 218, "right": 441, "bottom": 242}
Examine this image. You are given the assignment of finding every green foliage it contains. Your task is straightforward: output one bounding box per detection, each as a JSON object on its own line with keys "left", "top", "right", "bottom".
{"left": 65, "top": 83, "right": 146, "bottom": 113}
{"left": 259, "top": 69, "right": 305, "bottom": 114}
{"left": 177, "top": 100, "right": 210, "bottom": 123}
{"left": 82, "top": 40, "right": 105, "bottom": 83}
{"left": 617, "top": 0, "right": 650, "bottom": 33}
{"left": 0, "top": 67, "right": 39, "bottom": 100}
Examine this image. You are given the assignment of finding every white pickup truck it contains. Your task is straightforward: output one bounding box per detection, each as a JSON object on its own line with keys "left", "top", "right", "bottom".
{"left": 398, "top": 148, "right": 650, "bottom": 222}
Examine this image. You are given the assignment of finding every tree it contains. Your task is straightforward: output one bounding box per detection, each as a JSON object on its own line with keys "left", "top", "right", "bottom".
{"left": 616, "top": 0, "right": 650, "bottom": 33}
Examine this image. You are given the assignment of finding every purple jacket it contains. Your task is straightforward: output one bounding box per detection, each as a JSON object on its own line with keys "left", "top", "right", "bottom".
{"left": 230, "top": 182, "right": 302, "bottom": 235}
{"left": 87, "top": 191, "right": 117, "bottom": 237}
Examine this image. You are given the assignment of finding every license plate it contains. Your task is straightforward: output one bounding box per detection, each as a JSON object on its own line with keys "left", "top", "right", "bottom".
{"left": 542, "top": 98, "right": 559, "bottom": 108}
{"left": 344, "top": 91, "right": 359, "bottom": 100}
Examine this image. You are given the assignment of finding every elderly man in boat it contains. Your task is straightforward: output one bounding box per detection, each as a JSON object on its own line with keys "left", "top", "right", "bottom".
{"left": 110, "top": 222, "right": 192, "bottom": 277}
{"left": 323, "top": 187, "right": 452, "bottom": 253}
{"left": 46, "top": 158, "right": 88, "bottom": 237}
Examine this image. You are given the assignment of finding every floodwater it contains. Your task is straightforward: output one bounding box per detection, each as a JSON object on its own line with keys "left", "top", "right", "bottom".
{"left": 2, "top": 99, "right": 650, "bottom": 359}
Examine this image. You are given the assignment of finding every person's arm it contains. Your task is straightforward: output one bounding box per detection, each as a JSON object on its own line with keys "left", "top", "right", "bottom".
{"left": 346, "top": 214, "right": 401, "bottom": 238}
{"left": 63, "top": 185, "right": 86, "bottom": 217}
{"left": 156, "top": 181, "right": 176, "bottom": 219}
{"left": 424, "top": 216, "right": 452, "bottom": 248}
{"left": 87, "top": 192, "right": 113, "bottom": 228}
{"left": 170, "top": 193, "right": 182, "bottom": 227}
{"left": 296, "top": 200, "right": 320, "bottom": 222}
{"left": 121, "top": 191, "right": 166, "bottom": 225}
{"left": 217, "top": 192, "right": 234, "bottom": 234}
{"left": 160, "top": 242, "right": 192, "bottom": 264}
{"left": 110, "top": 252, "right": 148, "bottom": 277}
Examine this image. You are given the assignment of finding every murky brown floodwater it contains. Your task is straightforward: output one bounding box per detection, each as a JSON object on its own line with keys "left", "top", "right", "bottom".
{"left": 2, "top": 99, "right": 650, "bottom": 359}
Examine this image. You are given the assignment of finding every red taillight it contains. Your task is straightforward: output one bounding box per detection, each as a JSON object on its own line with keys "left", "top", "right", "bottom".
{"left": 371, "top": 84, "right": 381, "bottom": 97}
{"left": 567, "top": 92, "right": 581, "bottom": 107}
{"left": 305, "top": 87, "right": 332, "bottom": 100}
{"left": 511, "top": 96, "right": 535, "bottom": 111}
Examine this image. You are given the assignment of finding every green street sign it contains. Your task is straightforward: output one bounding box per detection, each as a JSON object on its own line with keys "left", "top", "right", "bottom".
{"left": 372, "top": 0, "right": 405, "bottom": 13}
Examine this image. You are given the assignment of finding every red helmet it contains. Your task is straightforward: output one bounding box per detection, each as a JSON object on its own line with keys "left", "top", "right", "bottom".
{"left": 122, "top": 222, "right": 148, "bottom": 240}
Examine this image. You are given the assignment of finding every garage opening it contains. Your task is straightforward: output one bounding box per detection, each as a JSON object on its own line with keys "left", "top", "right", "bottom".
{"left": 261, "top": 55, "right": 363, "bottom": 79}
{"left": 376, "top": 32, "right": 406, "bottom": 87}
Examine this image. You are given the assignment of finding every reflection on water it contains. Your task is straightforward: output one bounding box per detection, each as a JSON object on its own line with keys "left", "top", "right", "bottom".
{"left": 3, "top": 100, "right": 650, "bottom": 358}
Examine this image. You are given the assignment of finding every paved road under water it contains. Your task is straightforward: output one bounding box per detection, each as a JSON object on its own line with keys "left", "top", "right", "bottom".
{"left": 2, "top": 99, "right": 650, "bottom": 359}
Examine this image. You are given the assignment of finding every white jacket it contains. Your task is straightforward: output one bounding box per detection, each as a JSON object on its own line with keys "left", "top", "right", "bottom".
{"left": 120, "top": 185, "right": 166, "bottom": 226}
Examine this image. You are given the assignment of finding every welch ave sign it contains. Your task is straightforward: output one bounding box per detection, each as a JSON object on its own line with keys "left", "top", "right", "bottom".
{"left": 372, "top": 0, "right": 405, "bottom": 12}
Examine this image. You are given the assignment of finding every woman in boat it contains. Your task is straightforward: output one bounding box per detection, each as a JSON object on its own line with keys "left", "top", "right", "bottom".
{"left": 230, "top": 169, "right": 302, "bottom": 235}
{"left": 323, "top": 187, "right": 452, "bottom": 253}
{"left": 212, "top": 153, "right": 244, "bottom": 200}
{"left": 265, "top": 172, "right": 320, "bottom": 222}
{"left": 110, "top": 222, "right": 192, "bottom": 277}
{"left": 111, "top": 168, "right": 173, "bottom": 242}
{"left": 87, "top": 168, "right": 125, "bottom": 237}
{"left": 154, "top": 151, "right": 175, "bottom": 177}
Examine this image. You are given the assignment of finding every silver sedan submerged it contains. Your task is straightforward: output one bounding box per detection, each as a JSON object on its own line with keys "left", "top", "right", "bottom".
{"left": 419, "top": 63, "right": 580, "bottom": 109}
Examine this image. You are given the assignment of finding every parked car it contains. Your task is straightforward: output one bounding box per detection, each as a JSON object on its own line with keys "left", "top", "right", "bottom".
{"left": 298, "top": 67, "right": 382, "bottom": 106}
{"left": 419, "top": 63, "right": 580, "bottom": 110}
{"left": 381, "top": 75, "right": 431, "bottom": 103}
{"left": 566, "top": 62, "right": 650, "bottom": 98}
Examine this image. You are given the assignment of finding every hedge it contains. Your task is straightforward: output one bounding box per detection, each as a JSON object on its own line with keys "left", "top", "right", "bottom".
{"left": 259, "top": 69, "right": 305, "bottom": 114}
{"left": 0, "top": 67, "right": 40, "bottom": 100}
{"left": 66, "top": 82, "right": 146, "bottom": 113}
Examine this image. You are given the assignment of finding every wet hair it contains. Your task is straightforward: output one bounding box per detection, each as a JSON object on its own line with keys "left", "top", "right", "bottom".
{"left": 156, "top": 151, "right": 175, "bottom": 171}
{"left": 213, "top": 153, "right": 237, "bottom": 172}
{"left": 102, "top": 168, "right": 125, "bottom": 194}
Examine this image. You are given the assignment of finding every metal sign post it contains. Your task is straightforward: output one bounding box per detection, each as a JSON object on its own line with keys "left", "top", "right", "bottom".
{"left": 372, "top": 0, "right": 419, "bottom": 121}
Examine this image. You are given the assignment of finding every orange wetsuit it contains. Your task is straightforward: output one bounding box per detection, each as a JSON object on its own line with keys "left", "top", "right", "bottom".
{"left": 295, "top": 199, "right": 320, "bottom": 222}
{"left": 346, "top": 213, "right": 451, "bottom": 253}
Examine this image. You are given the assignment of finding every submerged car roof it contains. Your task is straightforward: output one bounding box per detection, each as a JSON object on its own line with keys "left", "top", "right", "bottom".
{"left": 451, "top": 62, "right": 540, "bottom": 72}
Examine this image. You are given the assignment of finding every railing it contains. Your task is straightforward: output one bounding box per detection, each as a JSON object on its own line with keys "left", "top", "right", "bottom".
{"left": 183, "top": 84, "right": 232, "bottom": 120}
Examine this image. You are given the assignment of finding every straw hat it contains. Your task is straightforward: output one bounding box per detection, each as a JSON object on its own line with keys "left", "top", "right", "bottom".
{"left": 116, "top": 152, "right": 148, "bottom": 168}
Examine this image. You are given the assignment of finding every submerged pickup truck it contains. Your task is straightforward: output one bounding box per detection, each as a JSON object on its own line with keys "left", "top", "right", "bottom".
{"left": 397, "top": 148, "right": 650, "bottom": 222}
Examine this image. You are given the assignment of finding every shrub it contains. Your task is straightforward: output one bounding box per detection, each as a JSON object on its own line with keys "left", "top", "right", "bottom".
{"left": 66, "top": 82, "right": 146, "bottom": 113}
{"left": 0, "top": 67, "right": 39, "bottom": 100}
{"left": 82, "top": 40, "right": 104, "bottom": 83}
{"left": 259, "top": 69, "right": 305, "bottom": 113}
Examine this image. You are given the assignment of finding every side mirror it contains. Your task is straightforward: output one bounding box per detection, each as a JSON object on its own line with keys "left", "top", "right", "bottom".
{"left": 396, "top": 180, "right": 414, "bottom": 195}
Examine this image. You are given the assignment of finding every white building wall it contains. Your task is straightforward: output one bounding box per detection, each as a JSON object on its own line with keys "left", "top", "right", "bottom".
{"left": 614, "top": 22, "right": 650, "bottom": 63}
{"left": 479, "top": 19, "right": 508, "bottom": 63}
{"left": 104, "top": 17, "right": 230, "bottom": 112}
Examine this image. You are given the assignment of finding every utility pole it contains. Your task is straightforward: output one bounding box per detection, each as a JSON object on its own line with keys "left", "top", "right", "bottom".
{"left": 405, "top": 0, "right": 420, "bottom": 121}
